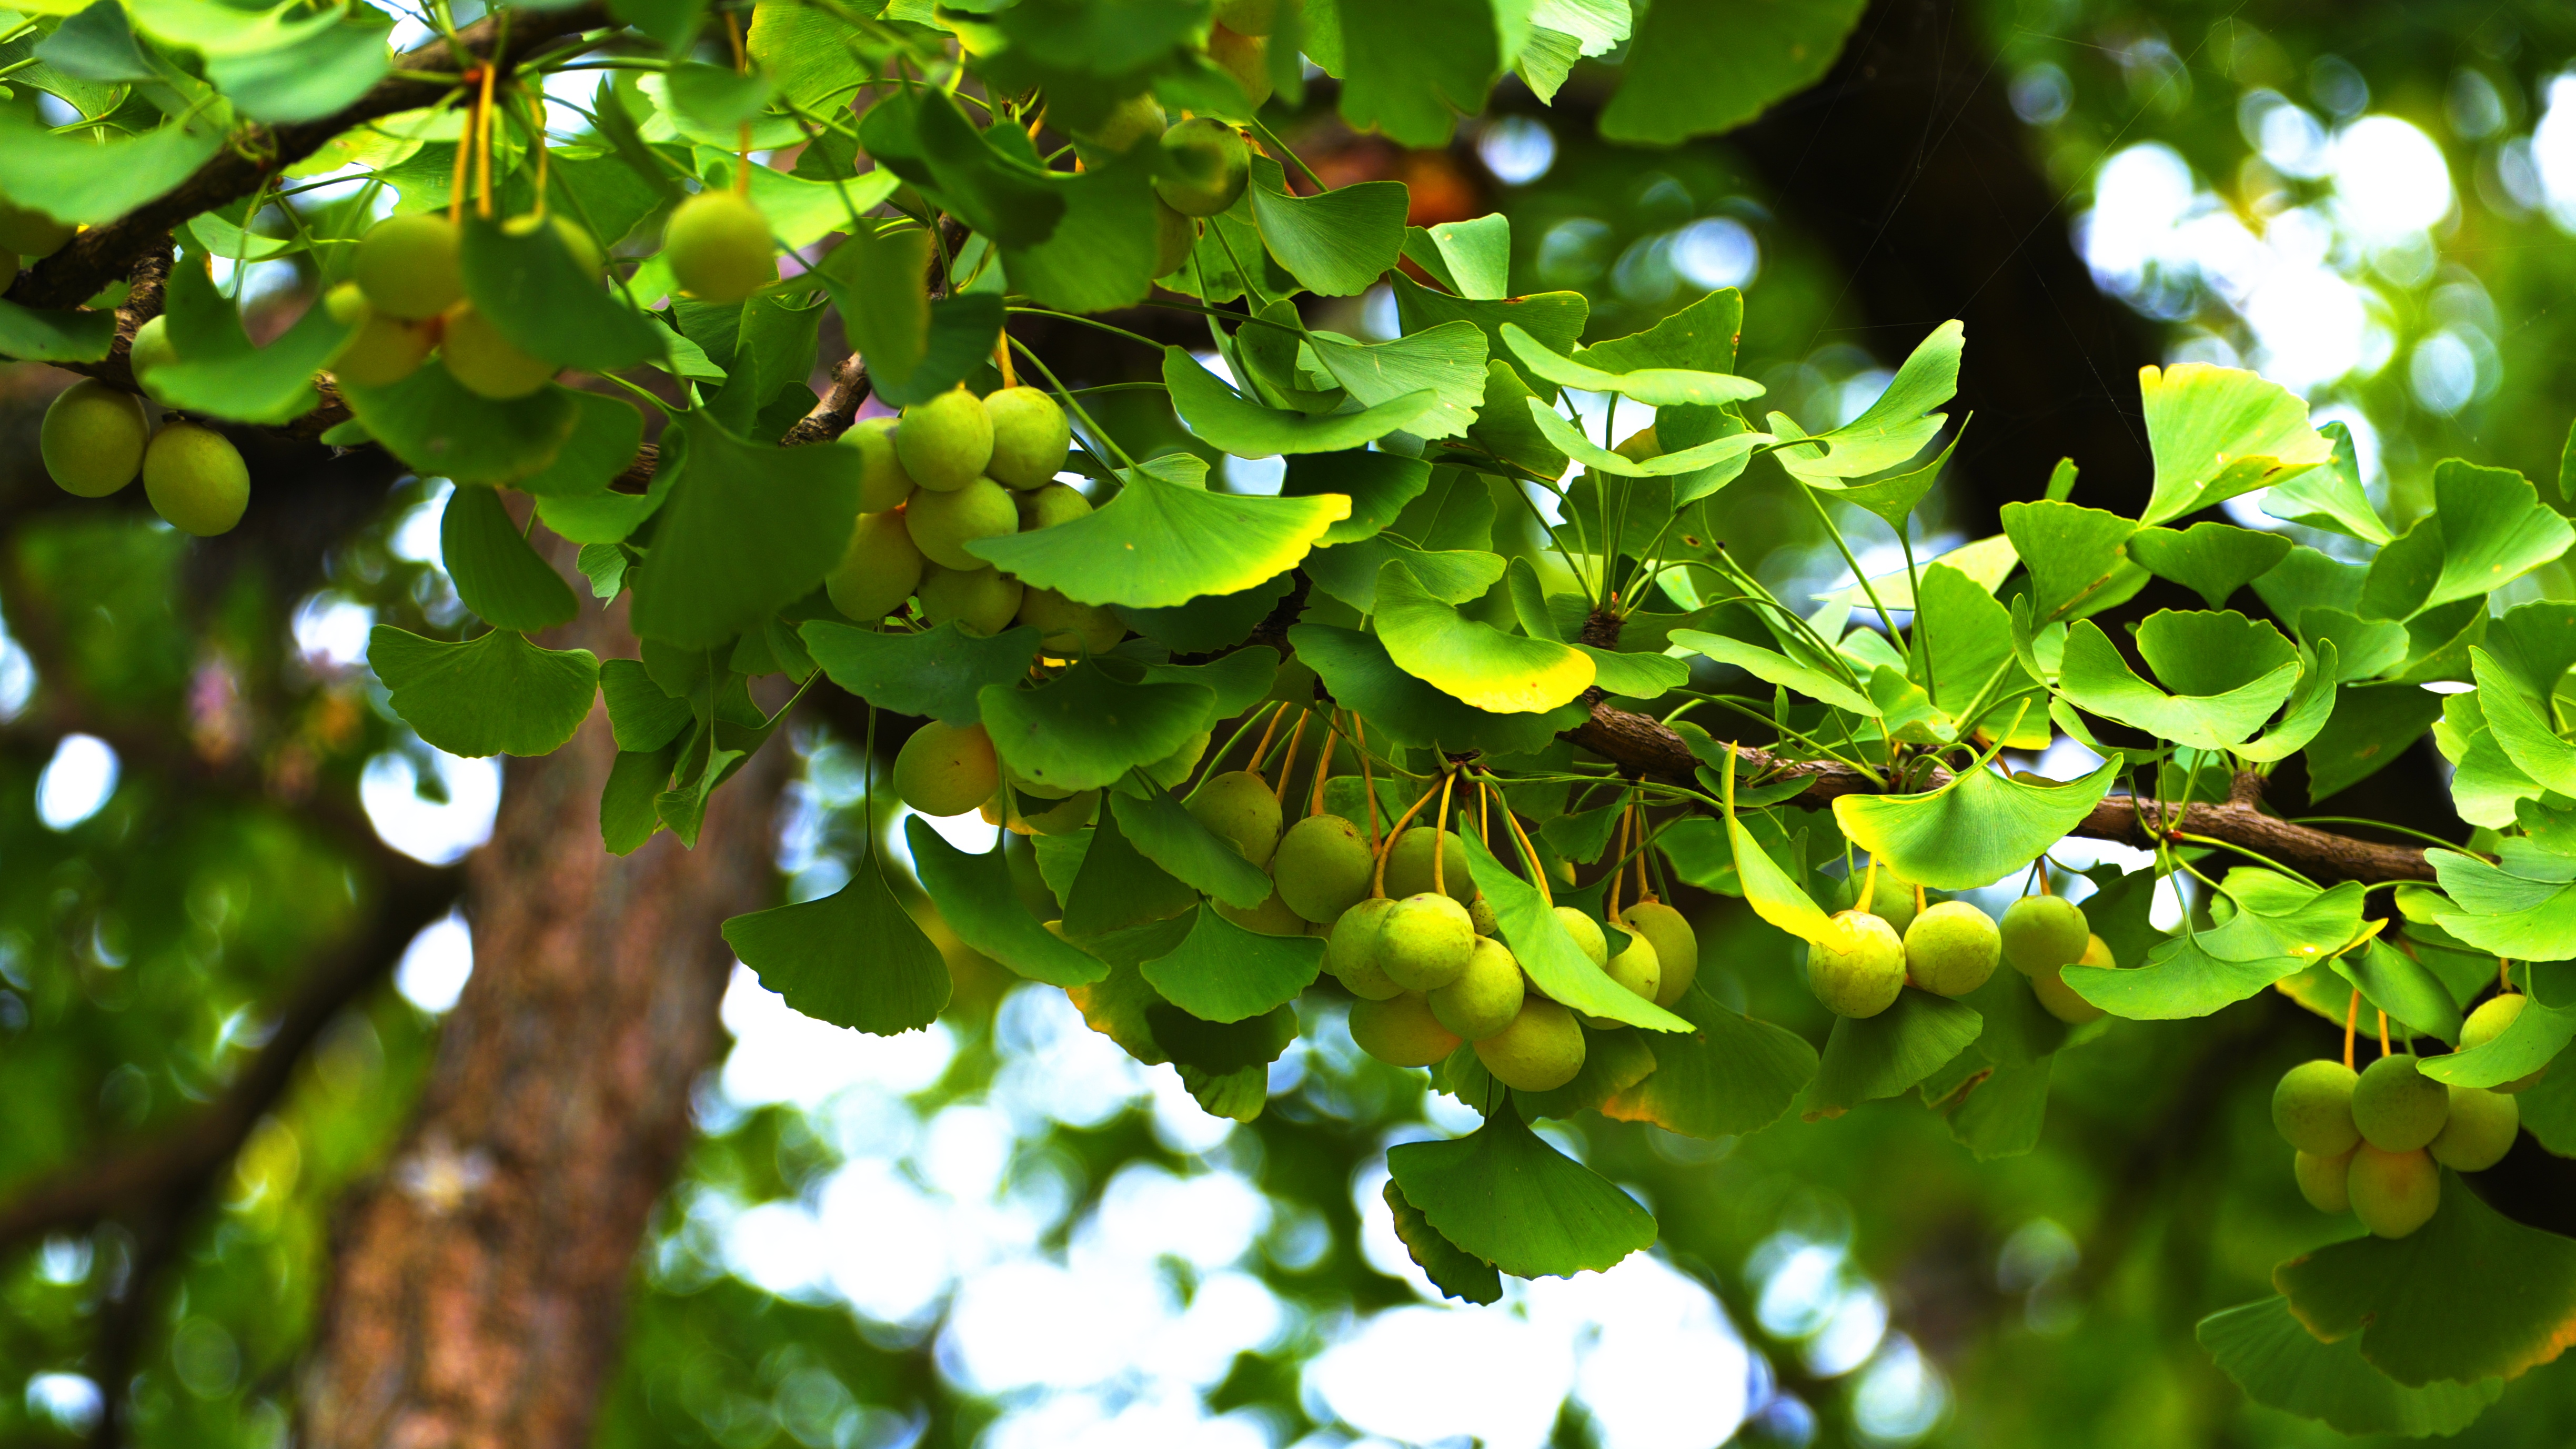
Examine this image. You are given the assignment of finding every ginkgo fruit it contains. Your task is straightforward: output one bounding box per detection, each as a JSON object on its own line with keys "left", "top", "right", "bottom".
{"left": 1189, "top": 770, "right": 1284, "bottom": 867}
{"left": 1079, "top": 92, "right": 1166, "bottom": 151}
{"left": 2001, "top": 894, "right": 2089, "bottom": 976}
{"left": 128, "top": 315, "right": 179, "bottom": 396}
{"left": 2428, "top": 1083, "right": 2518, "bottom": 1172}
{"left": 1428, "top": 935, "right": 1524, "bottom": 1040}
{"left": 2461, "top": 994, "right": 2547, "bottom": 1092}
{"left": 142, "top": 422, "right": 250, "bottom": 536}
{"left": 1209, "top": 25, "right": 1270, "bottom": 108}
{"left": 1212, "top": 0, "right": 1276, "bottom": 36}
{"left": 1384, "top": 826, "right": 1473, "bottom": 903}
{"left": 1807, "top": 910, "right": 1905, "bottom": 1018}
{"left": 2347, "top": 1144, "right": 2439, "bottom": 1239}
{"left": 1474, "top": 997, "right": 1585, "bottom": 1092}
{"left": 0, "top": 195, "right": 73, "bottom": 257}
{"left": 1017, "top": 587, "right": 1123, "bottom": 652}
{"left": 1554, "top": 905, "right": 1608, "bottom": 967}
{"left": 1326, "top": 897, "right": 1403, "bottom": 1001}
{"left": 2271, "top": 1059, "right": 2361, "bottom": 1156}
{"left": 893, "top": 720, "right": 998, "bottom": 817}
{"left": 1153, "top": 198, "right": 1196, "bottom": 277}
{"left": 666, "top": 189, "right": 775, "bottom": 302}
{"left": 440, "top": 302, "right": 557, "bottom": 399}
{"left": 1154, "top": 117, "right": 1250, "bottom": 217}
{"left": 2294, "top": 1148, "right": 2354, "bottom": 1214}
{"left": 1848, "top": 865, "right": 1917, "bottom": 933}
{"left": 894, "top": 387, "right": 994, "bottom": 492}
{"left": 1578, "top": 929, "right": 1658, "bottom": 1027}
{"left": 1347, "top": 992, "right": 1462, "bottom": 1069}
{"left": 1018, "top": 480, "right": 1093, "bottom": 530}
{"left": 825, "top": 511, "right": 924, "bottom": 623}
{"left": 41, "top": 379, "right": 150, "bottom": 497}
{"left": 916, "top": 563, "right": 1023, "bottom": 636}
{"left": 1217, "top": 886, "right": 1311, "bottom": 937}
{"left": 983, "top": 386, "right": 1072, "bottom": 488}
{"left": 1904, "top": 900, "right": 2000, "bottom": 997}
{"left": 324, "top": 282, "right": 432, "bottom": 388}
{"left": 842, "top": 417, "right": 917, "bottom": 512}
{"left": 354, "top": 213, "right": 464, "bottom": 320}
{"left": 1274, "top": 814, "right": 1374, "bottom": 924}
{"left": 2351, "top": 1054, "right": 2449, "bottom": 1153}
{"left": 1617, "top": 900, "right": 1697, "bottom": 1006}
{"left": 2028, "top": 965, "right": 2103, "bottom": 1024}
{"left": 904, "top": 476, "right": 1018, "bottom": 570}
{"left": 1377, "top": 892, "right": 1475, "bottom": 992}
{"left": 1469, "top": 895, "right": 1498, "bottom": 938}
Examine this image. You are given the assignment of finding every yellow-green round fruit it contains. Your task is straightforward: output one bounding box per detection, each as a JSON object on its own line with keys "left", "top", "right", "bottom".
{"left": 2001, "top": 894, "right": 2090, "bottom": 977}
{"left": 2352, "top": 1054, "right": 2450, "bottom": 1153}
{"left": 1554, "top": 905, "right": 1608, "bottom": 968}
{"left": 665, "top": 189, "right": 774, "bottom": 302}
{"left": 142, "top": 422, "right": 249, "bottom": 536}
{"left": 1430, "top": 935, "right": 1524, "bottom": 1040}
{"left": 1154, "top": 117, "right": 1251, "bottom": 217}
{"left": 985, "top": 787, "right": 1095, "bottom": 836}
{"left": 1217, "top": 885, "right": 1311, "bottom": 937}
{"left": 1475, "top": 997, "right": 1586, "bottom": 1091}
{"left": 826, "top": 510, "right": 924, "bottom": 623}
{"left": 1619, "top": 900, "right": 1698, "bottom": 1007}
{"left": 1080, "top": 92, "right": 1167, "bottom": 152}
{"left": 1213, "top": 0, "right": 1276, "bottom": 36}
{"left": 2272, "top": 1059, "right": 2361, "bottom": 1156}
{"left": 1017, "top": 587, "right": 1124, "bottom": 653}
{"left": 439, "top": 303, "right": 557, "bottom": 399}
{"left": 1468, "top": 895, "right": 1498, "bottom": 938}
{"left": 1904, "top": 900, "right": 2000, "bottom": 998}
{"left": 1152, "top": 198, "right": 1196, "bottom": 278}
{"left": 1578, "top": 929, "right": 1659, "bottom": 1028}
{"left": 1378, "top": 892, "right": 1476, "bottom": 992}
{"left": 1143, "top": 729, "right": 1210, "bottom": 789}
{"left": 2029, "top": 967, "right": 2103, "bottom": 1024}
{"left": 1188, "top": 769, "right": 1283, "bottom": 867}
{"left": 983, "top": 386, "right": 1071, "bottom": 489}
{"left": 1209, "top": 25, "right": 1271, "bottom": 108}
{"left": 1018, "top": 481, "right": 1093, "bottom": 530}
{"left": 917, "top": 562, "right": 1022, "bottom": 637}
{"left": 2296, "top": 1147, "right": 2354, "bottom": 1214}
{"left": 329, "top": 287, "right": 435, "bottom": 388}
{"left": 500, "top": 210, "right": 604, "bottom": 274}
{"left": 1384, "top": 826, "right": 1473, "bottom": 903}
{"left": 2462, "top": 994, "right": 2548, "bottom": 1092}
{"left": 0, "top": 195, "right": 73, "bottom": 258}
{"left": 842, "top": 416, "right": 917, "bottom": 512}
{"left": 2077, "top": 933, "right": 2116, "bottom": 970}
{"left": 354, "top": 213, "right": 464, "bottom": 321}
{"left": 129, "top": 314, "right": 179, "bottom": 379}
{"left": 904, "top": 476, "right": 1018, "bottom": 570}
{"left": 2348, "top": 1144, "right": 2440, "bottom": 1239}
{"left": 1845, "top": 866, "right": 1917, "bottom": 933}
{"left": 1807, "top": 910, "right": 1905, "bottom": 1019}
{"left": 1327, "top": 896, "right": 1402, "bottom": 1000}
{"left": 1349, "top": 992, "right": 1462, "bottom": 1068}
{"left": 2429, "top": 1084, "right": 2519, "bottom": 1172}
{"left": 41, "top": 379, "right": 149, "bottom": 497}
{"left": 894, "top": 387, "right": 994, "bottom": 492}
{"left": 893, "top": 719, "right": 998, "bottom": 817}
{"left": 1275, "top": 814, "right": 1374, "bottom": 924}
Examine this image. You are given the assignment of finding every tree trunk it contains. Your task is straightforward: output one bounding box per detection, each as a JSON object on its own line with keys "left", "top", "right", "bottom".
{"left": 296, "top": 598, "right": 782, "bottom": 1449}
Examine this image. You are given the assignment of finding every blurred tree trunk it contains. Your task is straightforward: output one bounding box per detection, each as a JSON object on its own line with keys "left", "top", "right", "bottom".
{"left": 295, "top": 595, "right": 782, "bottom": 1449}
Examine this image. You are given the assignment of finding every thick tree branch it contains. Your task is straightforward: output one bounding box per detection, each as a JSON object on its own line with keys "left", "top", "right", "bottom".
{"left": 1562, "top": 698, "right": 2438, "bottom": 883}
{"left": 6, "top": 3, "right": 613, "bottom": 313}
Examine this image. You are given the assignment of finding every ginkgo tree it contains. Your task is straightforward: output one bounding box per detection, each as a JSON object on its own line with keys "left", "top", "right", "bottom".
{"left": 5, "top": 0, "right": 2575, "bottom": 1437}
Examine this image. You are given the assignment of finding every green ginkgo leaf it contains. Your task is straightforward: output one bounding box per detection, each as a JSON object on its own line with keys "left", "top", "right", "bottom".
{"left": 2418, "top": 989, "right": 2574, "bottom": 1089}
{"left": 1060, "top": 806, "right": 1200, "bottom": 939}
{"left": 1373, "top": 561, "right": 1594, "bottom": 713}
{"left": 1383, "top": 1179, "right": 1502, "bottom": 1305}
{"left": 2067, "top": 872, "right": 2366, "bottom": 1020}
{"left": 1498, "top": 322, "right": 1765, "bottom": 407}
{"left": 721, "top": 855, "right": 952, "bottom": 1034}
{"left": 2470, "top": 647, "right": 2576, "bottom": 796}
{"left": 341, "top": 366, "right": 583, "bottom": 485}
{"left": 2057, "top": 612, "right": 2302, "bottom": 750}
{"left": 440, "top": 484, "right": 578, "bottom": 632}
{"left": 368, "top": 626, "right": 600, "bottom": 758}
{"left": 2198, "top": 1297, "right": 2499, "bottom": 1439}
{"left": 1390, "top": 274, "right": 1589, "bottom": 394}
{"left": 2125, "top": 522, "right": 2292, "bottom": 610}
{"left": 1305, "top": 323, "right": 1491, "bottom": 441}
{"left": 1140, "top": 905, "right": 1326, "bottom": 1024}
{"left": 1464, "top": 826, "right": 1689, "bottom": 1032}
{"left": 1284, "top": 449, "right": 1432, "bottom": 545}
{"left": 2235, "top": 641, "right": 2340, "bottom": 763}
{"left": 151, "top": 287, "right": 355, "bottom": 425}
{"left": 459, "top": 214, "right": 667, "bottom": 373}
{"left": 2138, "top": 361, "right": 2334, "bottom": 526}
{"left": 1833, "top": 757, "right": 2118, "bottom": 890}
{"left": 2423, "top": 459, "right": 2576, "bottom": 611}
{"left": 2297, "top": 608, "right": 2407, "bottom": 681}
{"left": 1671, "top": 630, "right": 1875, "bottom": 715}
{"left": 978, "top": 661, "right": 1214, "bottom": 794}
{"left": 626, "top": 410, "right": 861, "bottom": 649}
{"left": 968, "top": 456, "right": 1350, "bottom": 607}
{"left": 1598, "top": 986, "right": 1818, "bottom": 1140}
{"left": 0, "top": 298, "right": 116, "bottom": 364}
{"left": 1386, "top": 1102, "right": 1658, "bottom": 1279}
{"left": 800, "top": 622, "right": 1041, "bottom": 724}
{"left": 1806, "top": 990, "right": 1983, "bottom": 1115}
{"left": 903, "top": 818, "right": 1105, "bottom": 988}
{"left": 1771, "top": 319, "right": 1962, "bottom": 480}
{"left": 1290, "top": 622, "right": 1587, "bottom": 756}
{"left": 1162, "top": 346, "right": 1439, "bottom": 454}
{"left": 1245, "top": 154, "right": 1407, "bottom": 296}
{"left": 1107, "top": 788, "right": 1274, "bottom": 911}
{"left": 1521, "top": 397, "right": 1768, "bottom": 478}
{"left": 2427, "top": 849, "right": 2576, "bottom": 960}
{"left": 1303, "top": 536, "right": 1504, "bottom": 612}
{"left": 2260, "top": 420, "right": 2393, "bottom": 544}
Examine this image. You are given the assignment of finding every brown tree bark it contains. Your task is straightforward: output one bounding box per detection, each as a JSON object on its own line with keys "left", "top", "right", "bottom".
{"left": 295, "top": 597, "right": 783, "bottom": 1449}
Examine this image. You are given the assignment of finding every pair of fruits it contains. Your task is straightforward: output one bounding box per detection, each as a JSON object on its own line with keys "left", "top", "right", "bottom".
{"left": 348, "top": 212, "right": 613, "bottom": 399}
{"left": 1070, "top": 90, "right": 1247, "bottom": 278}
{"left": 1808, "top": 874, "right": 2110, "bottom": 1023}
{"left": 2273, "top": 1044, "right": 2520, "bottom": 1237}
{"left": 40, "top": 379, "right": 249, "bottom": 536}
{"left": 824, "top": 386, "right": 1105, "bottom": 650}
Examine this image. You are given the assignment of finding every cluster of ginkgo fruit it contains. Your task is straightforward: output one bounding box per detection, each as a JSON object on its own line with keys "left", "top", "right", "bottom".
{"left": 2271, "top": 993, "right": 2534, "bottom": 1237}
{"left": 1810, "top": 864, "right": 2114, "bottom": 1022}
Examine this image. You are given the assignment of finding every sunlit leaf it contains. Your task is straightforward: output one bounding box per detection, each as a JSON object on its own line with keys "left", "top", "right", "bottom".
{"left": 968, "top": 460, "right": 1348, "bottom": 607}
{"left": 1139, "top": 905, "right": 1325, "bottom": 1023}
{"left": 2260, "top": 420, "right": 2393, "bottom": 544}
{"left": 1292, "top": 622, "right": 1587, "bottom": 756}
{"left": 2138, "top": 361, "right": 2334, "bottom": 527}
{"left": 1374, "top": 561, "right": 1594, "bottom": 713}
{"left": 1498, "top": 322, "right": 1764, "bottom": 407}
{"left": 1464, "top": 825, "right": 1689, "bottom": 1032}
{"left": 2199, "top": 1297, "right": 2498, "bottom": 1438}
{"left": 2057, "top": 612, "right": 2302, "bottom": 751}
{"left": 1833, "top": 757, "right": 2118, "bottom": 891}
{"left": 1164, "top": 346, "right": 1439, "bottom": 454}
{"left": 2125, "top": 522, "right": 2292, "bottom": 610}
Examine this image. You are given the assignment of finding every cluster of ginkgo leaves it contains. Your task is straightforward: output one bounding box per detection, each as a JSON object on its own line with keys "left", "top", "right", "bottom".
{"left": 12, "top": 0, "right": 2576, "bottom": 1436}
